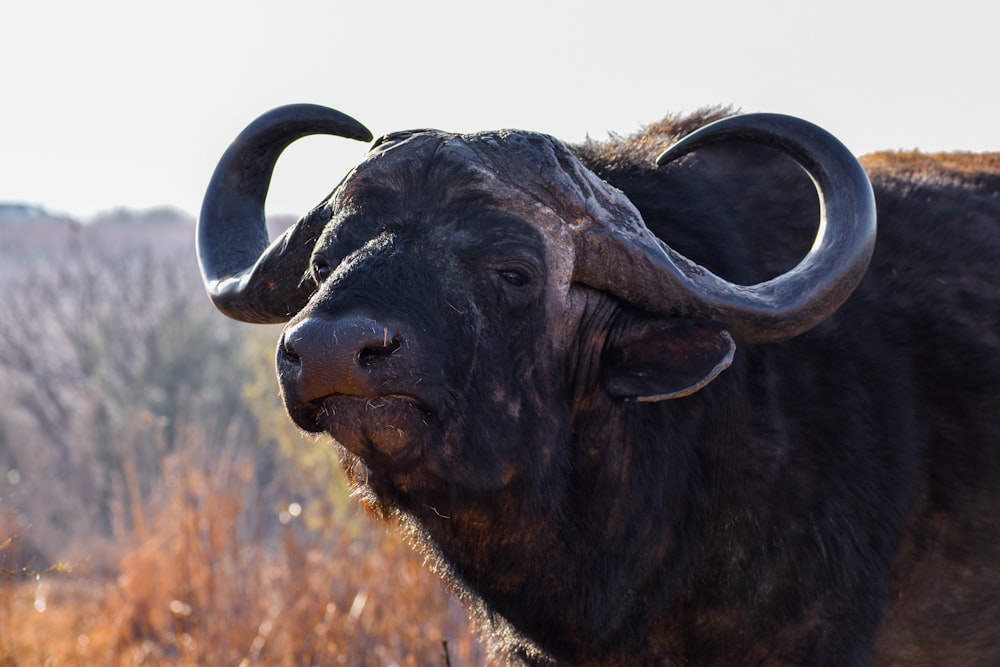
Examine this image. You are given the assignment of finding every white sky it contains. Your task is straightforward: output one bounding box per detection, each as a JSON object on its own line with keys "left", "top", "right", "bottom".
{"left": 2, "top": 0, "right": 998, "bottom": 221}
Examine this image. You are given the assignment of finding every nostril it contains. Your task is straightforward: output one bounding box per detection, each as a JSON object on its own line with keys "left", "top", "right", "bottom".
{"left": 357, "top": 333, "right": 402, "bottom": 367}
{"left": 280, "top": 332, "right": 301, "bottom": 361}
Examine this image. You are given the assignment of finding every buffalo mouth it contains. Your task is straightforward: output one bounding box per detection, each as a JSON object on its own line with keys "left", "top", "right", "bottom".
{"left": 287, "top": 393, "right": 437, "bottom": 468}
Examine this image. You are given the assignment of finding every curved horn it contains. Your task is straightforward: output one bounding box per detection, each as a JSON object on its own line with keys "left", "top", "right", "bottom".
{"left": 197, "top": 104, "right": 373, "bottom": 323}
{"left": 575, "top": 113, "right": 876, "bottom": 344}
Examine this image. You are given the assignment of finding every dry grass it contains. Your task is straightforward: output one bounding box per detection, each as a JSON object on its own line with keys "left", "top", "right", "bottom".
{"left": 0, "top": 431, "right": 486, "bottom": 667}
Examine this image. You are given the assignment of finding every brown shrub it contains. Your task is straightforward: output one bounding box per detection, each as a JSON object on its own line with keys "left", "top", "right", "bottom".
{"left": 0, "top": 426, "right": 488, "bottom": 666}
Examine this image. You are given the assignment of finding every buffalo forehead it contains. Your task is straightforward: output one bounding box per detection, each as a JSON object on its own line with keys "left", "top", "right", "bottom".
{"left": 342, "top": 127, "right": 646, "bottom": 237}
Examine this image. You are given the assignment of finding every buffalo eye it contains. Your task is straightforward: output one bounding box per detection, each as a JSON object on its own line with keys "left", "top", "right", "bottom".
{"left": 312, "top": 258, "right": 333, "bottom": 285}
{"left": 498, "top": 268, "right": 529, "bottom": 288}
{"left": 493, "top": 263, "right": 540, "bottom": 311}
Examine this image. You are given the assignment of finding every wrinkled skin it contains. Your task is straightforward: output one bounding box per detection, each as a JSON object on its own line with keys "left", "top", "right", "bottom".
{"left": 205, "top": 111, "right": 1000, "bottom": 666}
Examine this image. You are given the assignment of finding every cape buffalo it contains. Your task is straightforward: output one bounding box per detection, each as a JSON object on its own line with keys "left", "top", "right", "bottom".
{"left": 196, "top": 104, "right": 1000, "bottom": 666}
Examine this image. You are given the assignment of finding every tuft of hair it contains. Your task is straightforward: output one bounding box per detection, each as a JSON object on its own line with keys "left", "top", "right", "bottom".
{"left": 572, "top": 106, "right": 737, "bottom": 170}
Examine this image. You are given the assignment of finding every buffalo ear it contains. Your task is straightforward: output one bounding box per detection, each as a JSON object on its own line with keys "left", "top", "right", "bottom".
{"left": 603, "top": 319, "right": 735, "bottom": 402}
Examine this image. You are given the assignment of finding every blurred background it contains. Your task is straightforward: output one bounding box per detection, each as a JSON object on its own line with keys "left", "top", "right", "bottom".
{"left": 2, "top": 0, "right": 997, "bottom": 664}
